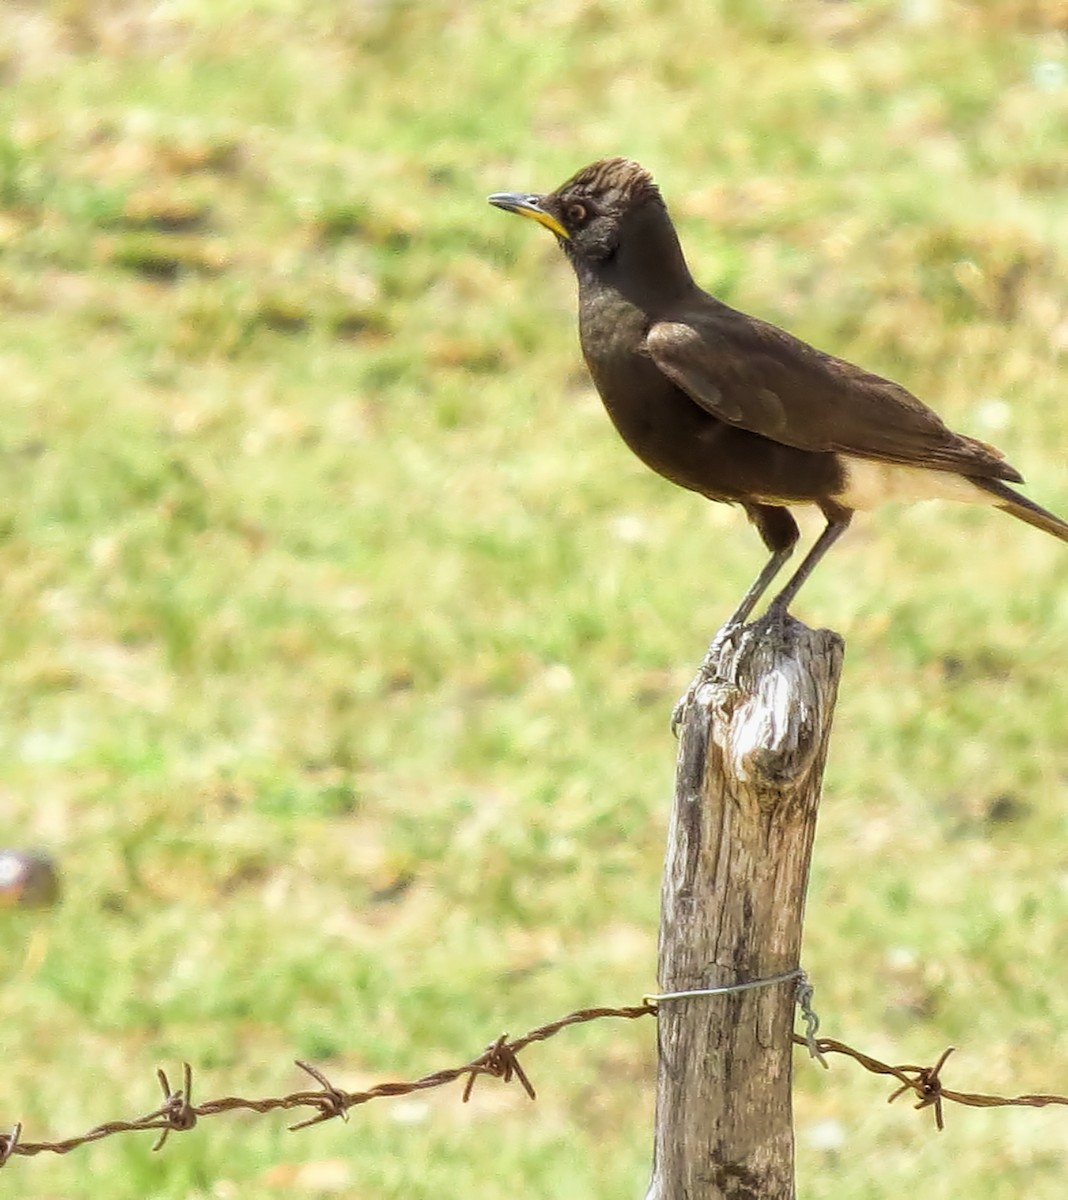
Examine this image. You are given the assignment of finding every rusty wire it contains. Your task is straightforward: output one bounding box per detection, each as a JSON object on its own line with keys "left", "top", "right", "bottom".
{"left": 791, "top": 1036, "right": 1068, "bottom": 1132}
{"left": 4, "top": 1000, "right": 1068, "bottom": 1166}
{"left": 0, "top": 1003, "right": 653, "bottom": 1164}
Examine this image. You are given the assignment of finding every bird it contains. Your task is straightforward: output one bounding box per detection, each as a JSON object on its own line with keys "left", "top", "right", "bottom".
{"left": 489, "top": 157, "right": 1068, "bottom": 642}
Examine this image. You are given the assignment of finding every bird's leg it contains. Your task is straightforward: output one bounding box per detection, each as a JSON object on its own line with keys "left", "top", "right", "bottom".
{"left": 671, "top": 505, "right": 799, "bottom": 735}
{"left": 723, "top": 544, "right": 796, "bottom": 630}
{"left": 763, "top": 507, "right": 853, "bottom": 620}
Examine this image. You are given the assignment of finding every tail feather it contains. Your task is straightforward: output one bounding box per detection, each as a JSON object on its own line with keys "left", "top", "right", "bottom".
{"left": 973, "top": 477, "right": 1068, "bottom": 544}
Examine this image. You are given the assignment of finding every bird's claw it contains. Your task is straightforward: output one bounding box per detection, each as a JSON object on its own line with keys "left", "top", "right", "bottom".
{"left": 670, "top": 674, "right": 708, "bottom": 737}
{"left": 670, "top": 684, "right": 690, "bottom": 737}
{"left": 670, "top": 625, "right": 741, "bottom": 736}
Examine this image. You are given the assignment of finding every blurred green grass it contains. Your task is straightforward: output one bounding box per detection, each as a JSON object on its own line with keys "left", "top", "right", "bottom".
{"left": 1, "top": 1, "right": 1067, "bottom": 1196}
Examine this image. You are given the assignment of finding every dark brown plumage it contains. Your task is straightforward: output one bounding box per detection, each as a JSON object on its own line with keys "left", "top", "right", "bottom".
{"left": 489, "top": 157, "right": 1068, "bottom": 626}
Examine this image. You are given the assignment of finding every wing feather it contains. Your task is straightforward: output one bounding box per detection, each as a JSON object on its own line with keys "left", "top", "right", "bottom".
{"left": 645, "top": 308, "right": 1021, "bottom": 482}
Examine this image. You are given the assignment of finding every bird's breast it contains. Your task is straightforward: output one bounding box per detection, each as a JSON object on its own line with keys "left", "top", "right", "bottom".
{"left": 578, "top": 290, "right": 678, "bottom": 440}
{"left": 579, "top": 303, "right": 684, "bottom": 452}
{"left": 578, "top": 290, "right": 649, "bottom": 378}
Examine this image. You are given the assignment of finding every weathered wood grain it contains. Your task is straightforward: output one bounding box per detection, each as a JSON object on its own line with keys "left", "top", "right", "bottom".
{"left": 647, "top": 617, "right": 844, "bottom": 1200}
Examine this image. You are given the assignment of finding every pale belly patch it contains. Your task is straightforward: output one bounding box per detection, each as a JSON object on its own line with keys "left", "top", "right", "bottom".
{"left": 835, "top": 456, "right": 998, "bottom": 511}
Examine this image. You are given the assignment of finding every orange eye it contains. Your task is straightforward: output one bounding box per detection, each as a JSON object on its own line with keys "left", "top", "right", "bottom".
{"left": 566, "top": 202, "right": 588, "bottom": 224}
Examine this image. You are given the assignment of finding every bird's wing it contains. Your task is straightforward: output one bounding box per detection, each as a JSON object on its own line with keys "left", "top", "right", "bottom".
{"left": 645, "top": 310, "right": 1021, "bottom": 481}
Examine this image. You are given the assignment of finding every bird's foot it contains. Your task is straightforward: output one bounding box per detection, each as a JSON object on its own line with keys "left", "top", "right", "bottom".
{"left": 762, "top": 595, "right": 792, "bottom": 623}
{"left": 671, "top": 623, "right": 742, "bottom": 737}
{"left": 752, "top": 598, "right": 799, "bottom": 647}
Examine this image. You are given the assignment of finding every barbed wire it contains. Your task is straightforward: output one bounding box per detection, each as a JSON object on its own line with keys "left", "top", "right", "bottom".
{"left": 797, "top": 1038, "right": 1068, "bottom": 1131}
{"left": 3, "top": 999, "right": 1067, "bottom": 1168}
{"left": 0, "top": 1002, "right": 653, "bottom": 1166}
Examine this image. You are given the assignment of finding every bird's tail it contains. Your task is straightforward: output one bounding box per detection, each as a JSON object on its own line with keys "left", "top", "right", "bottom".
{"left": 973, "top": 477, "right": 1068, "bottom": 544}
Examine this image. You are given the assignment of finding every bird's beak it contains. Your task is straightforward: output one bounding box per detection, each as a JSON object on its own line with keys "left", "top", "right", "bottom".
{"left": 488, "top": 192, "right": 570, "bottom": 240}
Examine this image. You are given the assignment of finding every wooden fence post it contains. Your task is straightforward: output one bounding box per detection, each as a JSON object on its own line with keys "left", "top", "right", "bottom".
{"left": 646, "top": 616, "right": 844, "bottom": 1200}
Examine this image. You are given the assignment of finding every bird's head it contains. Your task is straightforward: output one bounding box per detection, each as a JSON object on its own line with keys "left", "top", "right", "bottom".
{"left": 489, "top": 158, "right": 666, "bottom": 263}
{"left": 489, "top": 158, "right": 691, "bottom": 299}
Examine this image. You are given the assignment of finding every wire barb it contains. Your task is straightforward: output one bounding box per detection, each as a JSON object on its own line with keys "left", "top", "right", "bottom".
{"left": 288, "top": 1061, "right": 351, "bottom": 1131}
{"left": 152, "top": 1063, "right": 197, "bottom": 1152}
{"left": 463, "top": 1034, "right": 537, "bottom": 1103}
{"left": 887, "top": 1046, "right": 955, "bottom": 1132}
